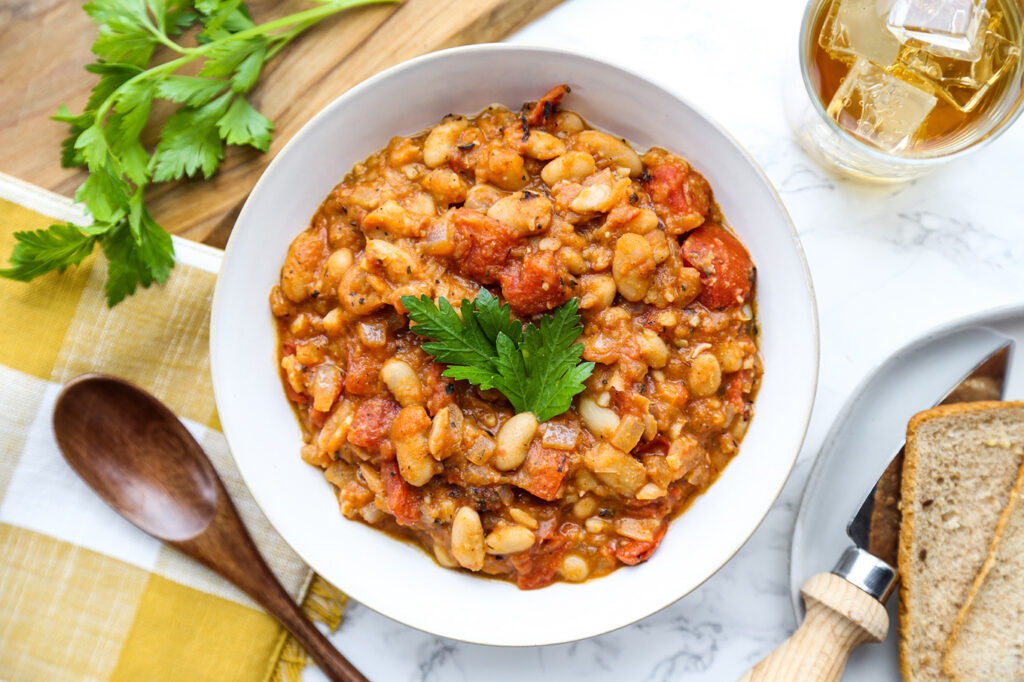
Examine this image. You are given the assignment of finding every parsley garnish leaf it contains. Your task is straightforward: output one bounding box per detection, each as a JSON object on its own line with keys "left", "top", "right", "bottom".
{"left": 103, "top": 203, "right": 174, "bottom": 304}
{"left": 217, "top": 96, "right": 273, "bottom": 151}
{"left": 156, "top": 76, "right": 228, "bottom": 106}
{"left": 0, "top": 224, "right": 101, "bottom": 281}
{"left": 402, "top": 292, "right": 595, "bottom": 422}
{"left": 150, "top": 91, "right": 231, "bottom": 181}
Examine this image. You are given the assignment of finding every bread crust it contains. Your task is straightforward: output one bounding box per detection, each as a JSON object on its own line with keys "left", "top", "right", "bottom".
{"left": 942, "top": 442, "right": 1024, "bottom": 679}
{"left": 898, "top": 400, "right": 1024, "bottom": 682}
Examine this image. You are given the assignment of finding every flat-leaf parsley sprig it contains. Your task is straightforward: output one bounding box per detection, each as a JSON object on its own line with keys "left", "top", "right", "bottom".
{"left": 401, "top": 290, "right": 595, "bottom": 423}
{"left": 0, "top": 0, "right": 394, "bottom": 305}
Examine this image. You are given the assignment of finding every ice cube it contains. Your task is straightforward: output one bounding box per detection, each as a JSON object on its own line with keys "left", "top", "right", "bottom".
{"left": 895, "top": 13, "right": 1020, "bottom": 111}
{"left": 820, "top": 0, "right": 902, "bottom": 67}
{"left": 826, "top": 57, "right": 938, "bottom": 151}
{"left": 887, "top": 0, "right": 988, "bottom": 60}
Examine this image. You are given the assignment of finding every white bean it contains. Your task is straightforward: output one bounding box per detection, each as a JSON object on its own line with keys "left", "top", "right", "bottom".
{"left": 380, "top": 358, "right": 424, "bottom": 407}
{"left": 579, "top": 274, "right": 617, "bottom": 310}
{"left": 640, "top": 330, "right": 669, "bottom": 369}
{"left": 428, "top": 404, "right": 464, "bottom": 460}
{"left": 422, "top": 168, "right": 468, "bottom": 206}
{"left": 464, "top": 184, "right": 506, "bottom": 212}
{"left": 364, "top": 239, "right": 416, "bottom": 284}
{"left": 392, "top": 406, "right": 436, "bottom": 487}
{"left": 572, "top": 495, "right": 599, "bottom": 519}
{"left": 484, "top": 524, "right": 535, "bottom": 555}
{"left": 486, "top": 191, "right": 553, "bottom": 235}
{"left": 493, "top": 412, "right": 538, "bottom": 471}
{"left": 324, "top": 248, "right": 354, "bottom": 286}
{"left": 451, "top": 506, "right": 485, "bottom": 570}
{"left": 362, "top": 200, "right": 423, "bottom": 238}
{"left": 423, "top": 115, "right": 469, "bottom": 168}
{"left": 688, "top": 353, "right": 722, "bottom": 398}
{"left": 541, "top": 151, "right": 597, "bottom": 186}
{"left": 433, "top": 542, "right": 459, "bottom": 568}
{"left": 579, "top": 396, "right": 620, "bottom": 439}
{"left": 520, "top": 130, "right": 567, "bottom": 160}
{"left": 570, "top": 181, "right": 616, "bottom": 213}
{"left": 559, "top": 554, "right": 590, "bottom": 582}
{"left": 612, "top": 234, "right": 655, "bottom": 302}
{"left": 552, "top": 111, "right": 585, "bottom": 134}
{"left": 509, "top": 507, "right": 539, "bottom": 529}
{"left": 576, "top": 130, "right": 643, "bottom": 177}
{"left": 485, "top": 146, "right": 529, "bottom": 190}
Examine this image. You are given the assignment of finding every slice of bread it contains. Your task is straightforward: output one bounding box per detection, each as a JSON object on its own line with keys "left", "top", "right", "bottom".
{"left": 944, "top": 449, "right": 1024, "bottom": 681}
{"left": 898, "top": 401, "right": 1024, "bottom": 682}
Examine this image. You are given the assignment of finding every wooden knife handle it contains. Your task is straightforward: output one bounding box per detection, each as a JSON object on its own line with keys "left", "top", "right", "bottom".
{"left": 738, "top": 573, "right": 889, "bottom": 682}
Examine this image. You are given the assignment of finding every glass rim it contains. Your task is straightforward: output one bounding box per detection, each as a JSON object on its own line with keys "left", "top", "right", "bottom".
{"left": 798, "top": 0, "right": 1024, "bottom": 165}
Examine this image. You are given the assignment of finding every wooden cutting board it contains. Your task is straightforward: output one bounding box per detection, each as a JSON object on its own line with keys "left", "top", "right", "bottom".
{"left": 0, "top": 0, "right": 563, "bottom": 247}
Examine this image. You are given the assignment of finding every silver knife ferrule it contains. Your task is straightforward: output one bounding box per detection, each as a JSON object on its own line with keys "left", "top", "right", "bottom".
{"left": 831, "top": 546, "right": 898, "bottom": 603}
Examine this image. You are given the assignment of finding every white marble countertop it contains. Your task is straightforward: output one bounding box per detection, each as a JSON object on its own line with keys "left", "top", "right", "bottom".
{"left": 308, "top": 1, "right": 1024, "bottom": 679}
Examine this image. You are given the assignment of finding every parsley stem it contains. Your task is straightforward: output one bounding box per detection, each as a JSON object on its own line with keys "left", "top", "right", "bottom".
{"left": 265, "top": 18, "right": 320, "bottom": 61}
{"left": 93, "top": 56, "right": 191, "bottom": 125}
{"left": 92, "top": 0, "right": 398, "bottom": 127}
{"left": 139, "top": 13, "right": 190, "bottom": 55}
{"left": 228, "top": 0, "right": 397, "bottom": 40}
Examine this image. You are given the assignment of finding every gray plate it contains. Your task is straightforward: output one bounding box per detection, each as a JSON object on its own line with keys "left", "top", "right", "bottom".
{"left": 790, "top": 303, "right": 1024, "bottom": 681}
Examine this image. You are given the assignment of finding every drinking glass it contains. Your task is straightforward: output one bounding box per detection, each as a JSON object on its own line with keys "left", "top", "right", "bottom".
{"left": 786, "top": 0, "right": 1024, "bottom": 182}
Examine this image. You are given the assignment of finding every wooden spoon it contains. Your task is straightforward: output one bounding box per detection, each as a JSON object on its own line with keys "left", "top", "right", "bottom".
{"left": 52, "top": 374, "right": 367, "bottom": 682}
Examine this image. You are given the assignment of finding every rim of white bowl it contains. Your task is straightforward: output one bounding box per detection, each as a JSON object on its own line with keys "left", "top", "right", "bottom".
{"left": 211, "top": 42, "right": 820, "bottom": 646}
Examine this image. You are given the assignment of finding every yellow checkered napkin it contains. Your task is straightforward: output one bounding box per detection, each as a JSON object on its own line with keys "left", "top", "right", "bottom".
{"left": 0, "top": 178, "right": 346, "bottom": 682}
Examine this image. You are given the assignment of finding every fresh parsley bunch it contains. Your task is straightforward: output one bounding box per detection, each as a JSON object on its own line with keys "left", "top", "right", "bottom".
{"left": 1, "top": 0, "right": 392, "bottom": 305}
{"left": 402, "top": 290, "right": 596, "bottom": 422}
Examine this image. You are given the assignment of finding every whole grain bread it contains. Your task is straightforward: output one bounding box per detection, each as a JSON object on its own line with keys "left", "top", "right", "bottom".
{"left": 898, "top": 401, "right": 1024, "bottom": 682}
{"left": 944, "top": 445, "right": 1024, "bottom": 681}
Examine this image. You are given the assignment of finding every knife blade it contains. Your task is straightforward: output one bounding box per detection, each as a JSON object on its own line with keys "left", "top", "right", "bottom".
{"left": 837, "top": 340, "right": 1014, "bottom": 601}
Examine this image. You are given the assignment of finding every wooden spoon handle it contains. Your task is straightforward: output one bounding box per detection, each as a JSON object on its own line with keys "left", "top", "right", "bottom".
{"left": 259, "top": 585, "right": 369, "bottom": 682}
{"left": 176, "top": 483, "right": 368, "bottom": 682}
{"left": 738, "top": 573, "right": 889, "bottom": 682}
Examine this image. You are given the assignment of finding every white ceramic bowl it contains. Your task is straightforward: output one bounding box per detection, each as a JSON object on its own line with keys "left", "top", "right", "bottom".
{"left": 211, "top": 44, "right": 818, "bottom": 646}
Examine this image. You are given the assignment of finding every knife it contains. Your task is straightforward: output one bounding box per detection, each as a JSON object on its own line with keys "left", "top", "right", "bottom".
{"left": 740, "top": 341, "right": 1014, "bottom": 682}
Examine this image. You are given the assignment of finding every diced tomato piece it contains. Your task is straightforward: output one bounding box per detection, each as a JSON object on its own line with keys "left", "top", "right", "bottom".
{"left": 510, "top": 535, "right": 567, "bottom": 589}
{"left": 614, "top": 524, "right": 667, "bottom": 565}
{"left": 449, "top": 208, "right": 523, "bottom": 283}
{"left": 424, "top": 362, "right": 454, "bottom": 416}
{"left": 381, "top": 460, "right": 420, "bottom": 526}
{"left": 347, "top": 397, "right": 401, "bottom": 451}
{"left": 344, "top": 341, "right": 384, "bottom": 395}
{"left": 309, "top": 408, "right": 330, "bottom": 429}
{"left": 725, "top": 368, "right": 753, "bottom": 419}
{"left": 642, "top": 153, "right": 711, "bottom": 234}
{"left": 515, "top": 442, "right": 569, "bottom": 501}
{"left": 681, "top": 224, "right": 755, "bottom": 310}
{"left": 281, "top": 374, "right": 308, "bottom": 404}
{"left": 526, "top": 84, "right": 570, "bottom": 126}
{"left": 634, "top": 435, "right": 670, "bottom": 457}
{"left": 498, "top": 251, "right": 571, "bottom": 316}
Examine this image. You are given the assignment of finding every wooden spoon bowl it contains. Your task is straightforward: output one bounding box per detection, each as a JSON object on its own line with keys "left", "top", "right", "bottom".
{"left": 53, "top": 374, "right": 366, "bottom": 682}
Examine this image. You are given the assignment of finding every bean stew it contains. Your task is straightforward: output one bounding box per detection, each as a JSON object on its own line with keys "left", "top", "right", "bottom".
{"left": 271, "top": 86, "right": 762, "bottom": 589}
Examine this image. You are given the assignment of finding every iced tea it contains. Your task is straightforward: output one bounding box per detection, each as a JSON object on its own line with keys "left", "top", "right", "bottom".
{"left": 805, "top": 0, "right": 1023, "bottom": 156}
